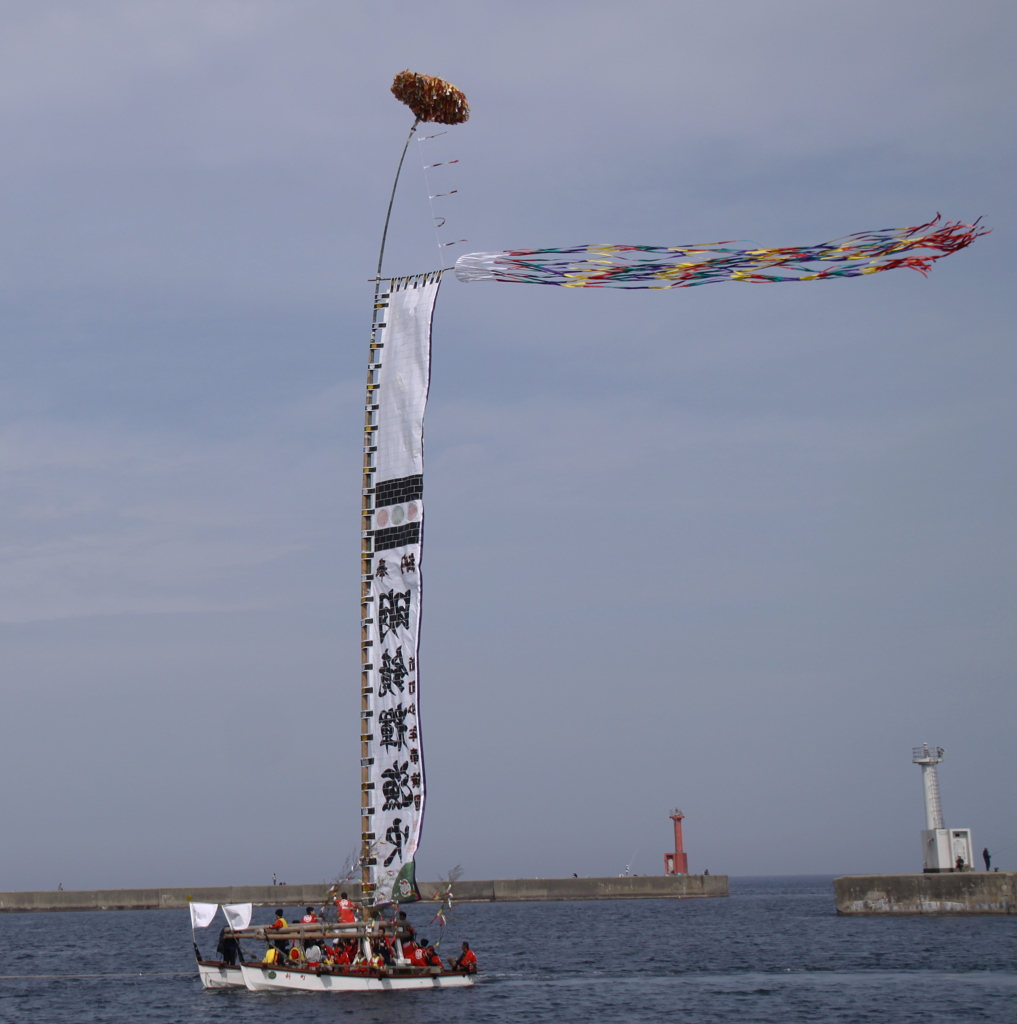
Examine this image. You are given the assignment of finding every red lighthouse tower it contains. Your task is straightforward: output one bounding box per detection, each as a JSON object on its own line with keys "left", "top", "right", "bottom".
{"left": 663, "top": 809, "right": 688, "bottom": 875}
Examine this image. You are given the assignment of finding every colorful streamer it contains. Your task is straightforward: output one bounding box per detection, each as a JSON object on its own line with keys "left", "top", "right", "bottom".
{"left": 454, "top": 216, "right": 986, "bottom": 289}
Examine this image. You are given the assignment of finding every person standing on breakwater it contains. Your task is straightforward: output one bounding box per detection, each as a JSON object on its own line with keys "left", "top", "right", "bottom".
{"left": 983, "top": 848, "right": 992, "bottom": 871}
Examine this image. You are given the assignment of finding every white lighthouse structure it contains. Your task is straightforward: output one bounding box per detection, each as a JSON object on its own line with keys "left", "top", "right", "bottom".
{"left": 913, "top": 743, "right": 945, "bottom": 831}
{"left": 912, "top": 743, "right": 974, "bottom": 872}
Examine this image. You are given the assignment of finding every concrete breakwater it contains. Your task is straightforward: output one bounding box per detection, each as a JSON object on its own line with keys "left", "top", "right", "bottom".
{"left": 427, "top": 874, "right": 727, "bottom": 903}
{"left": 835, "top": 872, "right": 1016, "bottom": 914}
{"left": 0, "top": 875, "right": 726, "bottom": 913}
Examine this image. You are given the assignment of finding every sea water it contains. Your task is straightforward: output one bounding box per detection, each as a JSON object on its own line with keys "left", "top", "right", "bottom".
{"left": 0, "top": 876, "right": 1013, "bottom": 1023}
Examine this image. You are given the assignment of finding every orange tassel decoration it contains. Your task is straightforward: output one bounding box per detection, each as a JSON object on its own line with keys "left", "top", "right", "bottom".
{"left": 391, "top": 70, "right": 469, "bottom": 125}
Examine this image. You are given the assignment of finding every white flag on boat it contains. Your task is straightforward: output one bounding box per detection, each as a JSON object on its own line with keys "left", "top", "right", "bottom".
{"left": 364, "top": 271, "right": 440, "bottom": 905}
{"left": 222, "top": 902, "right": 253, "bottom": 930}
{"left": 188, "top": 902, "right": 218, "bottom": 929}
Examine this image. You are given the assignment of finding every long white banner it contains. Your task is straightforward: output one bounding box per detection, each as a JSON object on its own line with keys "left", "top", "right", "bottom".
{"left": 363, "top": 271, "right": 440, "bottom": 904}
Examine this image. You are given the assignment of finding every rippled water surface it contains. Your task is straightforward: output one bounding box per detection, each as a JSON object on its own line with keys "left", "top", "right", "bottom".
{"left": 0, "top": 876, "right": 1014, "bottom": 1023}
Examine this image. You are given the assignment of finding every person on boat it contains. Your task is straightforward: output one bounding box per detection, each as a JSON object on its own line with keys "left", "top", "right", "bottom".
{"left": 448, "top": 941, "right": 477, "bottom": 973}
{"left": 332, "top": 940, "right": 354, "bottom": 965}
{"left": 374, "top": 909, "right": 398, "bottom": 958}
{"left": 409, "top": 939, "right": 430, "bottom": 967}
{"left": 267, "top": 909, "right": 290, "bottom": 954}
{"left": 397, "top": 910, "right": 416, "bottom": 944}
{"left": 304, "top": 941, "right": 322, "bottom": 965}
{"left": 288, "top": 943, "right": 304, "bottom": 962}
{"left": 216, "top": 926, "right": 240, "bottom": 965}
{"left": 336, "top": 892, "right": 357, "bottom": 923}
{"left": 262, "top": 945, "right": 282, "bottom": 964}
{"left": 301, "top": 906, "right": 319, "bottom": 924}
{"left": 425, "top": 943, "right": 443, "bottom": 968}
{"left": 369, "top": 950, "right": 385, "bottom": 970}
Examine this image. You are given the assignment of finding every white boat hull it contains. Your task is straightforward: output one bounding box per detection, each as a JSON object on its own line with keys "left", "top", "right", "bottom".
{"left": 198, "top": 961, "right": 246, "bottom": 989}
{"left": 239, "top": 962, "right": 474, "bottom": 992}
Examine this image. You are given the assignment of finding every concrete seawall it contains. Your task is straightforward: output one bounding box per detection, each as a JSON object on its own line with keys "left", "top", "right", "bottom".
{"left": 0, "top": 875, "right": 726, "bottom": 913}
{"left": 834, "top": 873, "right": 1016, "bottom": 914}
{"left": 433, "top": 874, "right": 727, "bottom": 903}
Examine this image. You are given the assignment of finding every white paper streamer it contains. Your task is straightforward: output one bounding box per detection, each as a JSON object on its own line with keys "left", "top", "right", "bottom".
{"left": 222, "top": 903, "right": 253, "bottom": 930}
{"left": 188, "top": 902, "right": 218, "bottom": 929}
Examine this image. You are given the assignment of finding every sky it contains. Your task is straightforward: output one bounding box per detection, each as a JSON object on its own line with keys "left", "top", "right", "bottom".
{"left": 0, "top": 0, "right": 1014, "bottom": 890}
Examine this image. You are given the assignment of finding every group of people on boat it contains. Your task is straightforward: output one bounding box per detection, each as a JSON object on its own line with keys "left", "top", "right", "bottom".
{"left": 226, "top": 894, "right": 476, "bottom": 975}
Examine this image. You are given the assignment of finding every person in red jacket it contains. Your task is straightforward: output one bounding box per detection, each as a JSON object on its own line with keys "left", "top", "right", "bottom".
{"left": 409, "top": 939, "right": 430, "bottom": 967}
{"left": 336, "top": 892, "right": 357, "bottom": 924}
{"left": 448, "top": 941, "right": 477, "bottom": 973}
{"left": 426, "top": 944, "right": 443, "bottom": 968}
{"left": 331, "top": 941, "right": 354, "bottom": 965}
{"left": 301, "top": 906, "right": 318, "bottom": 923}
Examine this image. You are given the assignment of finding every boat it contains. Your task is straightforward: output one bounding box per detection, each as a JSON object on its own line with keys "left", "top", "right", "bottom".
{"left": 190, "top": 900, "right": 249, "bottom": 989}
{"left": 191, "top": 910, "right": 474, "bottom": 992}
{"left": 196, "top": 960, "right": 245, "bottom": 990}
{"left": 189, "top": 71, "right": 476, "bottom": 994}
{"left": 235, "top": 922, "right": 473, "bottom": 992}
{"left": 239, "top": 966, "right": 471, "bottom": 993}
